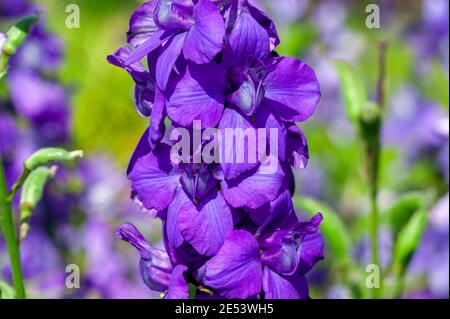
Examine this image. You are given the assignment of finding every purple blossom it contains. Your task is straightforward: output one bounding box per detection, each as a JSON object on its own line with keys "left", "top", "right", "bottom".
{"left": 125, "top": 0, "right": 226, "bottom": 90}
{"left": 116, "top": 222, "right": 190, "bottom": 299}
{"left": 110, "top": 0, "right": 322, "bottom": 299}
{"left": 0, "top": 0, "right": 30, "bottom": 17}
{"left": 203, "top": 193, "right": 323, "bottom": 298}
{"left": 127, "top": 129, "right": 287, "bottom": 256}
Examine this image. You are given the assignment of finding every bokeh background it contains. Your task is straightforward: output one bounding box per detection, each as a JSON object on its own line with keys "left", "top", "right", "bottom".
{"left": 0, "top": 0, "right": 448, "bottom": 299}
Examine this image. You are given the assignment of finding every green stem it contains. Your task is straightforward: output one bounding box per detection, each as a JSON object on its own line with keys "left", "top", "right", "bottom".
{"left": 0, "top": 151, "right": 26, "bottom": 299}
{"left": 366, "top": 42, "right": 387, "bottom": 299}
{"left": 367, "top": 141, "right": 381, "bottom": 298}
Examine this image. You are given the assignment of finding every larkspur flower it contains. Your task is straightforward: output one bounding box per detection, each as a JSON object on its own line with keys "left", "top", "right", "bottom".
{"left": 127, "top": 128, "right": 287, "bottom": 256}
{"left": 116, "top": 222, "right": 191, "bottom": 299}
{"left": 124, "top": 0, "right": 226, "bottom": 91}
{"left": 203, "top": 192, "right": 324, "bottom": 299}
{"left": 110, "top": 0, "right": 323, "bottom": 299}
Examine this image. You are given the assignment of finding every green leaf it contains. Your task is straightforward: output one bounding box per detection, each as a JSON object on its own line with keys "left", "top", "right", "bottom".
{"left": 335, "top": 60, "right": 368, "bottom": 125}
{"left": 423, "top": 62, "right": 449, "bottom": 110}
{"left": 276, "top": 22, "right": 318, "bottom": 57}
{"left": 294, "top": 197, "right": 352, "bottom": 269}
{"left": 0, "top": 281, "right": 15, "bottom": 299}
{"left": 24, "top": 147, "right": 83, "bottom": 171}
{"left": 382, "top": 193, "right": 427, "bottom": 237}
{"left": 392, "top": 209, "right": 428, "bottom": 273}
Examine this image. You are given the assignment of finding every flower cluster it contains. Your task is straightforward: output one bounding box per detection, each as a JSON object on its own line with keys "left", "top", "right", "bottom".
{"left": 109, "top": 0, "right": 324, "bottom": 299}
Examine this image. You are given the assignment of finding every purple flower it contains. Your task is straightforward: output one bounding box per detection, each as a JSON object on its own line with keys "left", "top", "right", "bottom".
{"left": 0, "top": 0, "right": 31, "bottom": 17}
{"left": 116, "top": 222, "right": 190, "bottom": 299}
{"left": 127, "top": 128, "right": 288, "bottom": 256}
{"left": 125, "top": 0, "right": 226, "bottom": 91}
{"left": 11, "top": 25, "right": 64, "bottom": 73}
{"left": 203, "top": 192, "right": 323, "bottom": 299}
{"left": 108, "top": 46, "right": 156, "bottom": 117}
{"left": 110, "top": 0, "right": 323, "bottom": 300}
{"left": 165, "top": 53, "right": 319, "bottom": 129}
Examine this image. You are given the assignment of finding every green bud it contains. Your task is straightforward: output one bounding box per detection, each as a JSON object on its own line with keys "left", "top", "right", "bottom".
{"left": 359, "top": 101, "right": 381, "bottom": 145}
{"left": 24, "top": 147, "right": 83, "bottom": 171}
{"left": 20, "top": 166, "right": 57, "bottom": 218}
{"left": 2, "top": 15, "right": 38, "bottom": 57}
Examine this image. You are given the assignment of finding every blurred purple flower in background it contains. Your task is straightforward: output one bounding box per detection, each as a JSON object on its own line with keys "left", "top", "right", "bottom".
{"left": 1, "top": 0, "right": 158, "bottom": 298}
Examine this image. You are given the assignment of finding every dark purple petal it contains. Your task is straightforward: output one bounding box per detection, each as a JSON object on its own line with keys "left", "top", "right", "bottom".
{"left": 264, "top": 57, "right": 320, "bottom": 122}
{"left": 260, "top": 229, "right": 300, "bottom": 275}
{"left": 128, "top": 142, "right": 182, "bottom": 211}
{"left": 116, "top": 222, "right": 154, "bottom": 259}
{"left": 247, "top": 2, "right": 280, "bottom": 50}
{"left": 107, "top": 46, "right": 150, "bottom": 85}
{"left": 178, "top": 190, "right": 233, "bottom": 256}
{"left": 127, "top": 1, "right": 159, "bottom": 47}
{"left": 166, "top": 62, "right": 226, "bottom": 128}
{"left": 127, "top": 128, "right": 151, "bottom": 175}
{"left": 295, "top": 212, "right": 323, "bottom": 235}
{"left": 149, "top": 87, "right": 167, "bottom": 148}
{"left": 256, "top": 193, "right": 300, "bottom": 275}
{"left": 250, "top": 190, "right": 296, "bottom": 228}
{"left": 221, "top": 157, "right": 286, "bottom": 209}
{"left": 298, "top": 231, "right": 325, "bottom": 274}
{"left": 204, "top": 230, "right": 263, "bottom": 299}
{"left": 126, "top": 30, "right": 174, "bottom": 66}
{"left": 108, "top": 47, "right": 156, "bottom": 116}
{"left": 134, "top": 86, "right": 154, "bottom": 117}
{"left": 116, "top": 223, "right": 173, "bottom": 292}
{"left": 223, "top": 4, "right": 270, "bottom": 66}
{"left": 166, "top": 265, "right": 189, "bottom": 299}
{"left": 218, "top": 108, "right": 261, "bottom": 180}
{"left": 263, "top": 267, "right": 309, "bottom": 299}
{"left": 156, "top": 32, "right": 187, "bottom": 91}
{"left": 183, "top": 0, "right": 225, "bottom": 64}
{"left": 286, "top": 123, "right": 309, "bottom": 168}
{"left": 167, "top": 187, "right": 190, "bottom": 249}
{"left": 163, "top": 223, "right": 209, "bottom": 269}
{"left": 255, "top": 103, "right": 287, "bottom": 163}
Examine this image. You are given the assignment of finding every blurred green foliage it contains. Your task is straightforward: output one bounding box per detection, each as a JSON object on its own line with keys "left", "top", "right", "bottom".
{"left": 41, "top": 0, "right": 147, "bottom": 166}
